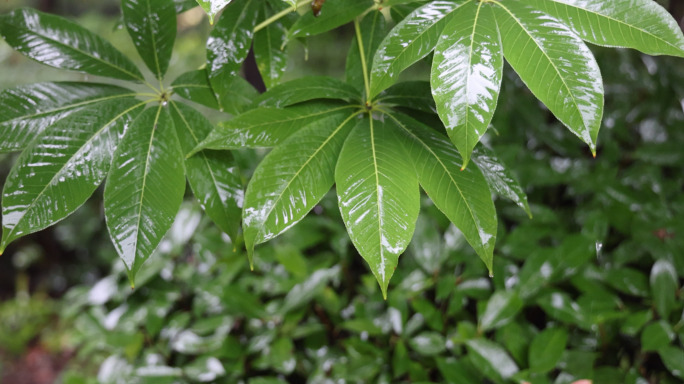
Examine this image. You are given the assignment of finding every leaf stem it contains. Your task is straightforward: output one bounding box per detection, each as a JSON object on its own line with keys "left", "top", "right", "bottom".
{"left": 354, "top": 18, "right": 372, "bottom": 105}
{"left": 254, "top": 0, "right": 311, "bottom": 33}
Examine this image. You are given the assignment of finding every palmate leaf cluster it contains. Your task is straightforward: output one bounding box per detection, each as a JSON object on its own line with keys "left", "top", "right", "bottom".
{"left": 1, "top": 0, "right": 683, "bottom": 295}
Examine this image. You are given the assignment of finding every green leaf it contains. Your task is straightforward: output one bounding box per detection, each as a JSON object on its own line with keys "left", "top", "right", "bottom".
{"left": 659, "top": 346, "right": 684, "bottom": 379}
{"left": 336, "top": 116, "right": 420, "bottom": 298}
{"left": 104, "top": 106, "right": 186, "bottom": 282}
{"left": 0, "top": 82, "right": 136, "bottom": 153}
{"left": 206, "top": 0, "right": 259, "bottom": 107}
{"left": 431, "top": 1, "right": 502, "bottom": 167}
{"left": 253, "top": 76, "right": 361, "bottom": 107}
{"left": 170, "top": 69, "right": 220, "bottom": 110}
{"left": 0, "top": 99, "right": 143, "bottom": 254}
{"left": 409, "top": 332, "right": 446, "bottom": 356}
{"left": 376, "top": 81, "right": 436, "bottom": 114}
{"left": 537, "top": 292, "right": 589, "bottom": 329}
{"left": 604, "top": 267, "right": 649, "bottom": 297}
{"left": 479, "top": 291, "right": 523, "bottom": 332}
{"left": 288, "top": 0, "right": 374, "bottom": 39}
{"left": 243, "top": 112, "right": 359, "bottom": 263}
{"left": 195, "top": 102, "right": 357, "bottom": 151}
{"left": 472, "top": 145, "right": 531, "bottom": 217}
{"left": 254, "top": 2, "right": 290, "bottom": 89}
{"left": 122, "top": 0, "right": 176, "bottom": 80}
{"left": 524, "top": 0, "right": 684, "bottom": 57}
{"left": 649, "top": 259, "right": 678, "bottom": 319}
{"left": 466, "top": 339, "right": 519, "bottom": 381}
{"left": 641, "top": 321, "right": 675, "bottom": 352}
{"left": 346, "top": 10, "right": 387, "bottom": 94}
{"left": 528, "top": 328, "right": 568, "bottom": 374}
{"left": 369, "top": 0, "right": 465, "bottom": 99}
{"left": 493, "top": 1, "right": 604, "bottom": 155}
{"left": 268, "top": 337, "right": 296, "bottom": 374}
{"left": 0, "top": 8, "right": 144, "bottom": 82}
{"left": 169, "top": 101, "right": 242, "bottom": 242}
{"left": 196, "top": 0, "right": 232, "bottom": 24}
{"left": 389, "top": 112, "right": 496, "bottom": 273}
{"left": 171, "top": 70, "right": 256, "bottom": 114}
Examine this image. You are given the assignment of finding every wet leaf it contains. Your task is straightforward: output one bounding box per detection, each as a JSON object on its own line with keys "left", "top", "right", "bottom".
{"left": 390, "top": 112, "right": 497, "bottom": 273}
{"left": 104, "top": 106, "right": 185, "bottom": 282}
{"left": 466, "top": 338, "right": 519, "bottom": 381}
{"left": 0, "top": 8, "right": 144, "bottom": 81}
{"left": 528, "top": 327, "right": 568, "bottom": 373}
{"left": 336, "top": 117, "right": 420, "bottom": 298}
{"left": 194, "top": 102, "right": 357, "bottom": 152}
{"left": 253, "top": 76, "right": 361, "bottom": 107}
{"left": 525, "top": 0, "right": 684, "bottom": 57}
{"left": 472, "top": 145, "right": 531, "bottom": 217}
{"left": 169, "top": 101, "right": 242, "bottom": 242}
{"left": 196, "top": 0, "right": 232, "bottom": 24}
{"left": 479, "top": 290, "right": 523, "bottom": 332}
{"left": 369, "top": 0, "right": 464, "bottom": 99}
{"left": 280, "top": 266, "right": 340, "bottom": 313}
{"left": 409, "top": 331, "right": 446, "bottom": 356}
{"left": 604, "top": 268, "right": 649, "bottom": 297}
{"left": 254, "top": 1, "right": 291, "bottom": 89}
{"left": 206, "top": 0, "right": 259, "bottom": 107}
{"left": 122, "top": 0, "right": 176, "bottom": 80}
{"left": 170, "top": 69, "right": 220, "bottom": 110}
{"left": 649, "top": 259, "right": 678, "bottom": 319}
{"left": 0, "top": 99, "right": 143, "bottom": 253}
{"left": 0, "top": 82, "right": 136, "bottom": 153}
{"left": 493, "top": 1, "right": 603, "bottom": 155}
{"left": 288, "top": 0, "right": 373, "bottom": 39}
{"left": 346, "top": 10, "right": 387, "bottom": 95}
{"left": 376, "top": 81, "right": 436, "bottom": 114}
{"left": 243, "top": 112, "right": 358, "bottom": 261}
{"left": 431, "top": 1, "right": 502, "bottom": 168}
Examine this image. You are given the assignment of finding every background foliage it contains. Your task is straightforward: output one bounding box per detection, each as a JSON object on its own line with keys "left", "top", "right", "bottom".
{"left": 0, "top": 1, "right": 683, "bottom": 383}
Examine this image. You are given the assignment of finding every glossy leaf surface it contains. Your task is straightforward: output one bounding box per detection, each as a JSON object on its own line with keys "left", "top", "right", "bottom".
{"left": 196, "top": 0, "right": 232, "bottom": 24}
{"left": 170, "top": 69, "right": 220, "bottom": 110}
{"left": 528, "top": 328, "right": 568, "bottom": 373}
{"left": 122, "top": 0, "right": 176, "bottom": 80}
{"left": 659, "top": 346, "right": 684, "bottom": 379}
{"left": 369, "top": 0, "right": 464, "bottom": 99}
{"left": 431, "top": 0, "right": 502, "bottom": 167}
{"left": 104, "top": 106, "right": 185, "bottom": 281}
{"left": 479, "top": 291, "right": 522, "bottom": 332}
{"left": 472, "top": 146, "right": 531, "bottom": 217}
{"left": 243, "top": 112, "right": 359, "bottom": 261}
{"left": 196, "top": 102, "right": 356, "bottom": 151}
{"left": 253, "top": 76, "right": 361, "bottom": 107}
{"left": 206, "top": 0, "right": 259, "bottom": 107}
{"left": 376, "top": 81, "right": 436, "bottom": 114}
{"left": 0, "top": 99, "right": 143, "bottom": 253}
{"left": 493, "top": 2, "right": 604, "bottom": 154}
{"left": 649, "top": 259, "right": 678, "bottom": 319}
{"left": 390, "top": 113, "right": 496, "bottom": 272}
{"left": 0, "top": 82, "right": 136, "bottom": 153}
{"left": 346, "top": 10, "right": 386, "bottom": 94}
{"left": 288, "top": 0, "right": 373, "bottom": 39}
{"left": 170, "top": 101, "right": 242, "bottom": 241}
{"left": 524, "top": 0, "right": 684, "bottom": 57}
{"left": 336, "top": 117, "right": 420, "bottom": 297}
{"left": 0, "top": 8, "right": 144, "bottom": 81}
{"left": 254, "top": 2, "right": 290, "bottom": 89}
{"left": 466, "top": 339, "right": 519, "bottom": 381}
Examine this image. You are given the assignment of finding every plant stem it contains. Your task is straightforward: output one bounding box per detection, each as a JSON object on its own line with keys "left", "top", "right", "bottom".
{"left": 354, "top": 18, "right": 372, "bottom": 105}
{"left": 254, "top": 0, "right": 311, "bottom": 33}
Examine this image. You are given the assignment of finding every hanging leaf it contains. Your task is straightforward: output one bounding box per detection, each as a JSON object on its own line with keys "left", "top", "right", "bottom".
{"left": 104, "top": 106, "right": 185, "bottom": 282}
{"left": 0, "top": 82, "right": 136, "bottom": 153}
{"left": 243, "top": 112, "right": 359, "bottom": 264}
{"left": 390, "top": 112, "right": 497, "bottom": 273}
{"left": 254, "top": 2, "right": 290, "bottom": 89}
{"left": 169, "top": 101, "right": 243, "bottom": 242}
{"left": 206, "top": 0, "right": 259, "bottom": 107}
{"left": 493, "top": 2, "right": 604, "bottom": 155}
{"left": 288, "top": 0, "right": 373, "bottom": 39}
{"left": 431, "top": 1, "right": 502, "bottom": 168}
{"left": 253, "top": 76, "right": 361, "bottom": 107}
{"left": 524, "top": 0, "right": 684, "bottom": 57}
{"left": 346, "top": 10, "right": 387, "bottom": 94}
{"left": 194, "top": 102, "right": 357, "bottom": 152}
{"left": 369, "top": 0, "right": 465, "bottom": 99}
{"left": 0, "top": 8, "right": 144, "bottom": 81}
{"left": 336, "top": 117, "right": 420, "bottom": 298}
{"left": 122, "top": 0, "right": 177, "bottom": 80}
{"left": 195, "top": 0, "right": 232, "bottom": 24}
{"left": 472, "top": 145, "right": 531, "bottom": 217}
{"left": 0, "top": 99, "right": 144, "bottom": 253}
